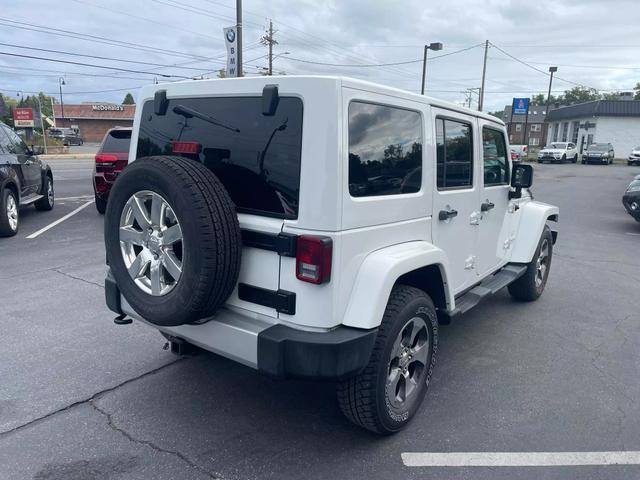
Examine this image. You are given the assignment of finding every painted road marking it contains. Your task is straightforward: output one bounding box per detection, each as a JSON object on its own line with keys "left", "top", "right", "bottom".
{"left": 56, "top": 195, "right": 94, "bottom": 201}
{"left": 26, "top": 200, "right": 94, "bottom": 239}
{"left": 401, "top": 451, "right": 640, "bottom": 467}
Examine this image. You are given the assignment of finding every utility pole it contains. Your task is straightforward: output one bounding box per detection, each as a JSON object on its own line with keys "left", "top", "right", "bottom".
{"left": 261, "top": 20, "right": 278, "bottom": 75}
{"left": 421, "top": 42, "right": 443, "bottom": 95}
{"left": 236, "top": 0, "right": 243, "bottom": 77}
{"left": 545, "top": 67, "right": 557, "bottom": 148}
{"left": 478, "top": 40, "right": 489, "bottom": 111}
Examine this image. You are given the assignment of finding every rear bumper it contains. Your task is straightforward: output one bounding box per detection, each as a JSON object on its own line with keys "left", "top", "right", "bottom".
{"left": 105, "top": 272, "right": 376, "bottom": 380}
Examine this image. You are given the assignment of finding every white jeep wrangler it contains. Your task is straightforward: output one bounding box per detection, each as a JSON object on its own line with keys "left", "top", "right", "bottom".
{"left": 104, "top": 76, "right": 558, "bottom": 434}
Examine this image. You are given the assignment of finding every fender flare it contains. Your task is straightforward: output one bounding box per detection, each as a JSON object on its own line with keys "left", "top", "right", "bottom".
{"left": 510, "top": 200, "right": 559, "bottom": 263}
{"left": 0, "top": 176, "right": 21, "bottom": 204}
{"left": 342, "top": 241, "right": 454, "bottom": 329}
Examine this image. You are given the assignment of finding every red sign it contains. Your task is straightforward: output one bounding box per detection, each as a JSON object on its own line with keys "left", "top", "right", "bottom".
{"left": 13, "top": 108, "right": 34, "bottom": 127}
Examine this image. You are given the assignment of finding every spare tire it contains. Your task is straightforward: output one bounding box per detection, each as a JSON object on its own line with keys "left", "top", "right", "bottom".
{"left": 105, "top": 156, "right": 241, "bottom": 326}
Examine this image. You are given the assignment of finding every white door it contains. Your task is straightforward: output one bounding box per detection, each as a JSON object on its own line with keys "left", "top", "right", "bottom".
{"left": 476, "top": 122, "right": 515, "bottom": 277}
{"left": 431, "top": 110, "right": 481, "bottom": 294}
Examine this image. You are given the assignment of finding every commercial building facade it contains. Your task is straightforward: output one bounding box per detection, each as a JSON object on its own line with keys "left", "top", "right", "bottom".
{"left": 53, "top": 103, "right": 135, "bottom": 143}
{"left": 546, "top": 100, "right": 640, "bottom": 157}
{"left": 499, "top": 105, "right": 560, "bottom": 147}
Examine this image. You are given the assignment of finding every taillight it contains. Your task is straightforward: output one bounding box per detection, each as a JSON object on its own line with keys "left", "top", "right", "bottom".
{"left": 296, "top": 235, "right": 332, "bottom": 284}
{"left": 95, "top": 153, "right": 118, "bottom": 163}
{"left": 172, "top": 141, "right": 201, "bottom": 154}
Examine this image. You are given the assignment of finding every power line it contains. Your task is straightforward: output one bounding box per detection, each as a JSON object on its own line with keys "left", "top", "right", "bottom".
{"left": 489, "top": 42, "right": 594, "bottom": 89}
{"left": 488, "top": 56, "right": 640, "bottom": 71}
{"left": 0, "top": 17, "right": 212, "bottom": 61}
{"left": 0, "top": 51, "right": 192, "bottom": 78}
{"left": 286, "top": 44, "right": 483, "bottom": 68}
{"left": 0, "top": 42, "right": 224, "bottom": 71}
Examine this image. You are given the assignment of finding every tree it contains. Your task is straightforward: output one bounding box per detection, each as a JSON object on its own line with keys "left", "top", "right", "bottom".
{"left": 634, "top": 83, "right": 640, "bottom": 101}
{"left": 530, "top": 93, "right": 558, "bottom": 106}
{"left": 561, "top": 86, "right": 600, "bottom": 105}
{"left": 122, "top": 92, "right": 135, "bottom": 105}
{"left": 217, "top": 68, "right": 226, "bottom": 78}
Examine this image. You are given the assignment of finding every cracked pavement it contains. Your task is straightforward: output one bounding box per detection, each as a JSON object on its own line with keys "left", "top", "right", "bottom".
{"left": 0, "top": 159, "right": 639, "bottom": 480}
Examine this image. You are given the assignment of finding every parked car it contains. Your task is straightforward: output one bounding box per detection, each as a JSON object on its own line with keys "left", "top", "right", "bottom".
{"left": 510, "top": 144, "right": 528, "bottom": 161}
{"left": 103, "top": 77, "right": 558, "bottom": 434}
{"left": 0, "top": 121, "right": 54, "bottom": 236}
{"left": 622, "top": 178, "right": 640, "bottom": 222}
{"left": 582, "top": 143, "right": 615, "bottom": 164}
{"left": 628, "top": 146, "right": 640, "bottom": 166}
{"left": 48, "top": 127, "right": 83, "bottom": 146}
{"left": 537, "top": 142, "right": 578, "bottom": 163}
{"left": 93, "top": 127, "right": 132, "bottom": 214}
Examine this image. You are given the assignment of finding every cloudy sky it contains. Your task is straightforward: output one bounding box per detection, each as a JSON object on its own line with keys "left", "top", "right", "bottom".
{"left": 2, "top": 0, "right": 639, "bottom": 112}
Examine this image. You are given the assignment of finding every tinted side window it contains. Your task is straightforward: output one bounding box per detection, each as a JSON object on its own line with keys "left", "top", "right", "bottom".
{"left": 482, "top": 127, "right": 509, "bottom": 186}
{"left": 0, "top": 126, "right": 12, "bottom": 154}
{"left": 348, "top": 102, "right": 422, "bottom": 197}
{"left": 2, "top": 126, "right": 28, "bottom": 155}
{"left": 436, "top": 118, "right": 473, "bottom": 189}
{"left": 102, "top": 130, "right": 131, "bottom": 153}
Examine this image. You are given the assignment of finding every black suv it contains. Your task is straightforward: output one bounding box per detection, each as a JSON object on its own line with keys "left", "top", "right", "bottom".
{"left": 0, "top": 121, "right": 54, "bottom": 236}
{"left": 48, "top": 127, "right": 83, "bottom": 146}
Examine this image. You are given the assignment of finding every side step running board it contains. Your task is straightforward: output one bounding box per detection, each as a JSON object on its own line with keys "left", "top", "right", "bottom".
{"left": 439, "top": 264, "right": 527, "bottom": 324}
{"left": 21, "top": 194, "right": 44, "bottom": 205}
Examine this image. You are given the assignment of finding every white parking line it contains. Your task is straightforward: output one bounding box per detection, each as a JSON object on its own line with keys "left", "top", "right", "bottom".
{"left": 401, "top": 451, "right": 640, "bottom": 467}
{"left": 26, "top": 200, "right": 94, "bottom": 239}
{"left": 56, "top": 195, "right": 94, "bottom": 201}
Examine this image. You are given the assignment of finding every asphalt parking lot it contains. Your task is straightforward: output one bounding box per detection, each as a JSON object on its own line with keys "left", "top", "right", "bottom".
{"left": 1, "top": 159, "right": 639, "bottom": 480}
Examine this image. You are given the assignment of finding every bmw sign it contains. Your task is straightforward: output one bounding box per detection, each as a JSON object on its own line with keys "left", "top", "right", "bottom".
{"left": 223, "top": 26, "right": 238, "bottom": 77}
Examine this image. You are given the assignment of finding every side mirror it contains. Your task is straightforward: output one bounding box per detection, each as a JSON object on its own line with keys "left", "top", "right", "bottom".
{"left": 509, "top": 164, "right": 533, "bottom": 199}
{"left": 29, "top": 145, "right": 44, "bottom": 155}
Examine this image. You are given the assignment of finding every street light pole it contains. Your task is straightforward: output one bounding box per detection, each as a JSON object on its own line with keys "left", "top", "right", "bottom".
{"left": 545, "top": 66, "right": 558, "bottom": 145}
{"left": 58, "top": 77, "right": 66, "bottom": 121}
{"left": 236, "top": 0, "right": 243, "bottom": 77}
{"left": 34, "top": 95, "right": 47, "bottom": 154}
{"left": 421, "top": 42, "right": 443, "bottom": 95}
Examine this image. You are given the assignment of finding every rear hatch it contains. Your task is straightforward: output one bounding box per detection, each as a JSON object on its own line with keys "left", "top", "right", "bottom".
{"left": 135, "top": 94, "right": 303, "bottom": 318}
{"left": 95, "top": 129, "right": 131, "bottom": 180}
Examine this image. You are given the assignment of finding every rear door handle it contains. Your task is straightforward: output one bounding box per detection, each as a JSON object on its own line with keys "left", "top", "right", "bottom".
{"left": 481, "top": 201, "right": 495, "bottom": 212}
{"left": 438, "top": 208, "right": 458, "bottom": 221}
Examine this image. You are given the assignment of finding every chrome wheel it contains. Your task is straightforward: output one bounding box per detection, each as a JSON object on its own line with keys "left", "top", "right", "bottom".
{"left": 46, "top": 178, "right": 54, "bottom": 206}
{"left": 535, "top": 238, "right": 550, "bottom": 288}
{"left": 386, "top": 316, "right": 430, "bottom": 409}
{"left": 119, "top": 190, "right": 183, "bottom": 296}
{"left": 6, "top": 193, "right": 18, "bottom": 231}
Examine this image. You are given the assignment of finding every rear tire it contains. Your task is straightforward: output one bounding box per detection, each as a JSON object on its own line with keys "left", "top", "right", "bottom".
{"left": 34, "top": 175, "right": 54, "bottom": 211}
{"left": 572, "top": 154, "right": 578, "bottom": 163}
{"left": 337, "top": 285, "right": 438, "bottom": 435}
{"left": 0, "top": 188, "right": 19, "bottom": 237}
{"left": 105, "top": 156, "right": 242, "bottom": 326}
{"left": 508, "top": 226, "right": 553, "bottom": 302}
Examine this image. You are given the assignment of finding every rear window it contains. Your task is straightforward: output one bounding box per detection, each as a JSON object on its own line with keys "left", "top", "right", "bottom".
{"left": 102, "top": 130, "right": 131, "bottom": 153}
{"left": 136, "top": 96, "right": 303, "bottom": 219}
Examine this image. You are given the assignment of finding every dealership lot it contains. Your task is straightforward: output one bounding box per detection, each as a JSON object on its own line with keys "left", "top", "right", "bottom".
{"left": 1, "top": 159, "right": 639, "bottom": 479}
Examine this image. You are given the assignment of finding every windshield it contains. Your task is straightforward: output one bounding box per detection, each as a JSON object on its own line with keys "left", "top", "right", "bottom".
{"left": 136, "top": 96, "right": 303, "bottom": 219}
{"left": 549, "top": 143, "right": 567, "bottom": 149}
{"left": 589, "top": 144, "right": 609, "bottom": 151}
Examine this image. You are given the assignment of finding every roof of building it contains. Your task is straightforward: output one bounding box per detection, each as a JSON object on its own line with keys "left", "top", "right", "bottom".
{"left": 546, "top": 100, "right": 640, "bottom": 121}
{"left": 53, "top": 103, "right": 135, "bottom": 120}
{"left": 500, "top": 104, "right": 562, "bottom": 124}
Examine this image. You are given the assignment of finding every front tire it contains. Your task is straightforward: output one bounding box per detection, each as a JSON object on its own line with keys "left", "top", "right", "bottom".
{"left": 0, "top": 188, "right": 19, "bottom": 237}
{"left": 561, "top": 154, "right": 567, "bottom": 163}
{"left": 337, "top": 285, "right": 438, "bottom": 435}
{"left": 508, "top": 226, "right": 553, "bottom": 301}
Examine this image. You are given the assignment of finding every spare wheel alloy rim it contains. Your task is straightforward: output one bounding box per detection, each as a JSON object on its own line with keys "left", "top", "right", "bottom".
{"left": 119, "top": 190, "right": 184, "bottom": 296}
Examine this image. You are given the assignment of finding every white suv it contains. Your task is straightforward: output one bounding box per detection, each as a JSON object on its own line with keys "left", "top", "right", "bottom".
{"left": 104, "top": 76, "right": 558, "bottom": 434}
{"left": 537, "top": 142, "right": 579, "bottom": 163}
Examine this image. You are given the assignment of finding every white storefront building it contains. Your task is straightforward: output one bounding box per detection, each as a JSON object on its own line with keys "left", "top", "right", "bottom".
{"left": 546, "top": 100, "right": 640, "bottom": 158}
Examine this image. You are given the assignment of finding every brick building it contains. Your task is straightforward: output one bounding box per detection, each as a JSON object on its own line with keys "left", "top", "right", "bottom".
{"left": 53, "top": 103, "right": 135, "bottom": 143}
{"left": 499, "top": 105, "right": 560, "bottom": 147}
